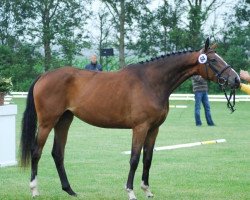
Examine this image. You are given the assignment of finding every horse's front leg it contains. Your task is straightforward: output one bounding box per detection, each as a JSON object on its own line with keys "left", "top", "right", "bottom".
{"left": 126, "top": 124, "right": 149, "bottom": 200}
{"left": 141, "top": 127, "right": 159, "bottom": 198}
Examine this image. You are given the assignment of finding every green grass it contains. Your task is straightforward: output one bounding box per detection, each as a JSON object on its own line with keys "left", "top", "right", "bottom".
{"left": 0, "top": 99, "right": 250, "bottom": 200}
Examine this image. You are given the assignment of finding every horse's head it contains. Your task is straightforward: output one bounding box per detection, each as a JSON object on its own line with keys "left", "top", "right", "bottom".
{"left": 197, "top": 38, "right": 240, "bottom": 89}
{"left": 196, "top": 38, "right": 240, "bottom": 112}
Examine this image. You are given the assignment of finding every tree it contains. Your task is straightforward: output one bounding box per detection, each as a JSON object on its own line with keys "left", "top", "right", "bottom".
{"left": 186, "top": 0, "right": 223, "bottom": 49}
{"left": 157, "top": 0, "right": 187, "bottom": 52}
{"left": 101, "top": 0, "right": 150, "bottom": 68}
{"left": 216, "top": 1, "right": 250, "bottom": 73}
{"left": 0, "top": 1, "right": 42, "bottom": 91}
{"left": 0, "top": 0, "right": 21, "bottom": 47}
{"left": 0, "top": 44, "right": 42, "bottom": 91}
{"left": 15, "top": 0, "right": 90, "bottom": 71}
{"left": 88, "top": 6, "right": 115, "bottom": 69}
{"left": 131, "top": 0, "right": 187, "bottom": 58}
{"left": 131, "top": 7, "right": 160, "bottom": 58}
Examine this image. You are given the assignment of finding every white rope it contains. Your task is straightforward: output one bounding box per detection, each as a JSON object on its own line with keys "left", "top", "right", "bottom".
{"left": 122, "top": 139, "right": 226, "bottom": 155}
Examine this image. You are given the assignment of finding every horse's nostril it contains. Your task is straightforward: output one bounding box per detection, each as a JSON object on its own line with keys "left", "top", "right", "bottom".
{"left": 235, "top": 77, "right": 240, "bottom": 88}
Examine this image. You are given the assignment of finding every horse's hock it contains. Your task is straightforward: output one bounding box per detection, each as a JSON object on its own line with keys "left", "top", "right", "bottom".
{"left": 0, "top": 105, "right": 17, "bottom": 167}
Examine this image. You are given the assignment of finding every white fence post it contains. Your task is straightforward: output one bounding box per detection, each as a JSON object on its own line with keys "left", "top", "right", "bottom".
{"left": 0, "top": 105, "right": 18, "bottom": 167}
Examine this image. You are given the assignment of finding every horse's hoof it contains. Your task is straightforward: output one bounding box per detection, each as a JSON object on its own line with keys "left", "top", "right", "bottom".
{"left": 141, "top": 181, "right": 154, "bottom": 198}
{"left": 145, "top": 190, "right": 154, "bottom": 198}
{"left": 125, "top": 188, "right": 137, "bottom": 200}
{"left": 71, "top": 192, "right": 77, "bottom": 197}
{"left": 63, "top": 186, "right": 77, "bottom": 196}
{"left": 30, "top": 187, "right": 39, "bottom": 197}
{"left": 31, "top": 190, "right": 39, "bottom": 198}
{"left": 30, "top": 177, "right": 39, "bottom": 197}
{"left": 146, "top": 193, "right": 154, "bottom": 198}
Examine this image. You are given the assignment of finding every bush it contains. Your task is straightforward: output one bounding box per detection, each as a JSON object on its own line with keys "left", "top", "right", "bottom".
{"left": 0, "top": 77, "right": 13, "bottom": 94}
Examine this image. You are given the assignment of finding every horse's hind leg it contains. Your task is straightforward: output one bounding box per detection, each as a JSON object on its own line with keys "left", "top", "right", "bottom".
{"left": 141, "top": 127, "right": 159, "bottom": 198}
{"left": 52, "top": 111, "right": 76, "bottom": 196}
{"left": 30, "top": 125, "right": 53, "bottom": 197}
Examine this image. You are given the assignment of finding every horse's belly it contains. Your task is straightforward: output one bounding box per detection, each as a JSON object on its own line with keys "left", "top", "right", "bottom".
{"left": 77, "top": 115, "right": 131, "bottom": 129}
{"left": 69, "top": 107, "right": 131, "bottom": 129}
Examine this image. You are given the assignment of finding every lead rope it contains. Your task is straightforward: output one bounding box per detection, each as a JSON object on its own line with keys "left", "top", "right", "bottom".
{"left": 223, "top": 88, "right": 236, "bottom": 113}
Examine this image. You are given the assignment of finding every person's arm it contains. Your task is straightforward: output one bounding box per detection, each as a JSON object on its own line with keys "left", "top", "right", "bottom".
{"left": 192, "top": 75, "right": 202, "bottom": 82}
{"left": 98, "top": 64, "right": 103, "bottom": 71}
{"left": 240, "top": 70, "right": 250, "bottom": 83}
{"left": 240, "top": 83, "right": 250, "bottom": 95}
{"left": 85, "top": 64, "right": 90, "bottom": 70}
{"left": 192, "top": 75, "right": 203, "bottom": 82}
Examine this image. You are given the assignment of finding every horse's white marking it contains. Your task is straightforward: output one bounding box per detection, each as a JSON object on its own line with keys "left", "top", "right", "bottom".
{"left": 141, "top": 181, "right": 154, "bottom": 198}
{"left": 215, "top": 53, "right": 240, "bottom": 83}
{"left": 215, "top": 53, "right": 228, "bottom": 66}
{"left": 30, "top": 176, "right": 39, "bottom": 197}
{"left": 126, "top": 188, "right": 137, "bottom": 200}
{"left": 231, "top": 68, "right": 241, "bottom": 81}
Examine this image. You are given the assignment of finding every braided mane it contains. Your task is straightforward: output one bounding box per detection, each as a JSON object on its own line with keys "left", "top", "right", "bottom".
{"left": 138, "top": 49, "right": 199, "bottom": 64}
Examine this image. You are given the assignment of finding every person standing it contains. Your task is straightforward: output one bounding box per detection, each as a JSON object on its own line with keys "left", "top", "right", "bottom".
{"left": 240, "top": 70, "right": 250, "bottom": 95}
{"left": 191, "top": 75, "right": 215, "bottom": 126}
{"left": 84, "top": 54, "right": 102, "bottom": 71}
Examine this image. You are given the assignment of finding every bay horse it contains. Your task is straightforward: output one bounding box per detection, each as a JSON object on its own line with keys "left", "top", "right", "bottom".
{"left": 20, "top": 38, "right": 240, "bottom": 200}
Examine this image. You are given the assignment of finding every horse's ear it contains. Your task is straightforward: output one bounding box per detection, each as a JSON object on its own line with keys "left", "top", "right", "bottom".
{"left": 204, "top": 37, "right": 210, "bottom": 52}
{"left": 210, "top": 43, "right": 218, "bottom": 50}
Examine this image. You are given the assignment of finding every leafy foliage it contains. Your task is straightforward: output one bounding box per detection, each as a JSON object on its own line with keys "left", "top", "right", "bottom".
{"left": 0, "top": 44, "right": 42, "bottom": 91}
{"left": 0, "top": 0, "right": 249, "bottom": 92}
{"left": 215, "top": 1, "right": 250, "bottom": 75}
{"left": 0, "top": 77, "right": 13, "bottom": 93}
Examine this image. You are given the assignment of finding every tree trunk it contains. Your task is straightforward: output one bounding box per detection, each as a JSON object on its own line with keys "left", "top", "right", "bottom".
{"left": 44, "top": 40, "right": 51, "bottom": 71}
{"left": 42, "top": 2, "right": 52, "bottom": 71}
{"left": 119, "top": 0, "right": 125, "bottom": 68}
{"left": 163, "top": 0, "right": 168, "bottom": 54}
{"left": 188, "top": 3, "right": 203, "bottom": 48}
{"left": 99, "top": 14, "right": 104, "bottom": 67}
{"left": 0, "top": 92, "right": 5, "bottom": 106}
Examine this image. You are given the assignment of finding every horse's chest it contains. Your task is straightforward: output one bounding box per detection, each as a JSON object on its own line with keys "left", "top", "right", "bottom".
{"left": 143, "top": 103, "right": 168, "bottom": 126}
{"left": 153, "top": 108, "right": 168, "bottom": 126}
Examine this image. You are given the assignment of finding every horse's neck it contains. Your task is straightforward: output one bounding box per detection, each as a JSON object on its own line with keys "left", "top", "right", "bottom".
{"left": 145, "top": 52, "right": 199, "bottom": 104}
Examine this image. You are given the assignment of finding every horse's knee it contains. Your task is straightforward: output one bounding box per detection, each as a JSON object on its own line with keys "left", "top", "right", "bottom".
{"left": 51, "top": 151, "right": 63, "bottom": 165}
{"left": 130, "top": 156, "right": 140, "bottom": 171}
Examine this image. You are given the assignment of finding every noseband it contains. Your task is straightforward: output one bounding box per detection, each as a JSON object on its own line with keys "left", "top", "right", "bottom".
{"left": 201, "top": 54, "right": 236, "bottom": 113}
{"left": 205, "top": 60, "right": 231, "bottom": 86}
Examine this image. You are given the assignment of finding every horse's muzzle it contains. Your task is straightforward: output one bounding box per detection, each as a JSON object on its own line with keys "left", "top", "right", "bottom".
{"left": 227, "top": 75, "right": 240, "bottom": 89}
{"left": 234, "top": 76, "right": 241, "bottom": 89}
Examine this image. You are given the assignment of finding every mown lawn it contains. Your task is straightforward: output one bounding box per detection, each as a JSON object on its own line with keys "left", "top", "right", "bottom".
{"left": 0, "top": 98, "right": 249, "bottom": 200}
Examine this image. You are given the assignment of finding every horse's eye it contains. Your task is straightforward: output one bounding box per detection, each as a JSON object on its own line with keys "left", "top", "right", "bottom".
{"left": 210, "top": 59, "right": 217, "bottom": 63}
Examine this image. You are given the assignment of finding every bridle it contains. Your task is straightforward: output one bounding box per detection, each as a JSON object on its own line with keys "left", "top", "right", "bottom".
{"left": 201, "top": 52, "right": 236, "bottom": 113}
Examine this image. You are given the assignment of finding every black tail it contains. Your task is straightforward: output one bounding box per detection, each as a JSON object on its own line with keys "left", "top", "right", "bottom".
{"left": 20, "top": 77, "right": 40, "bottom": 167}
